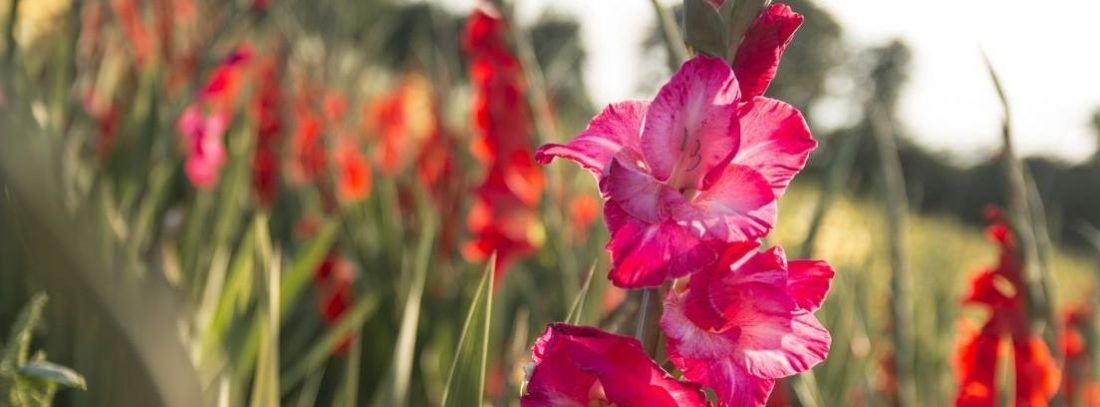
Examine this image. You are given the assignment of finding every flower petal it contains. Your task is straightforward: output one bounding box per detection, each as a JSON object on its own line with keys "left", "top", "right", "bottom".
{"left": 641, "top": 55, "right": 740, "bottom": 190}
{"left": 787, "top": 260, "right": 835, "bottom": 312}
{"left": 601, "top": 158, "right": 667, "bottom": 224}
{"left": 605, "top": 205, "right": 717, "bottom": 288}
{"left": 732, "top": 3, "right": 803, "bottom": 99}
{"left": 535, "top": 101, "right": 648, "bottom": 177}
{"left": 734, "top": 97, "right": 815, "bottom": 196}
{"left": 674, "top": 164, "right": 777, "bottom": 243}
{"left": 522, "top": 323, "right": 708, "bottom": 407}
{"left": 738, "top": 311, "right": 830, "bottom": 379}
{"left": 663, "top": 292, "right": 777, "bottom": 407}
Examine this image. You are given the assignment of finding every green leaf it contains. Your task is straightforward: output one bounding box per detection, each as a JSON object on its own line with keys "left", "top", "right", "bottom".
{"left": 387, "top": 213, "right": 436, "bottom": 406}
{"left": 19, "top": 361, "right": 86, "bottom": 390}
{"left": 683, "top": 0, "right": 728, "bottom": 59}
{"left": 280, "top": 219, "right": 339, "bottom": 316}
{"left": 279, "top": 294, "right": 380, "bottom": 395}
{"left": 441, "top": 255, "right": 496, "bottom": 407}
{"left": 2, "top": 293, "right": 47, "bottom": 369}
{"left": 565, "top": 262, "right": 598, "bottom": 325}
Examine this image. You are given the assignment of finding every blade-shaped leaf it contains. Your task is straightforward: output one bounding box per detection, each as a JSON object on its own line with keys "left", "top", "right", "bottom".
{"left": 280, "top": 219, "right": 339, "bottom": 315}
{"left": 19, "top": 361, "right": 86, "bottom": 390}
{"left": 441, "top": 255, "right": 496, "bottom": 407}
{"left": 565, "top": 262, "right": 598, "bottom": 325}
{"left": 279, "top": 294, "right": 380, "bottom": 395}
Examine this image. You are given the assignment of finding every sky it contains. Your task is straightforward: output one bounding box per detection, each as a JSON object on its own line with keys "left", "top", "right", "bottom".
{"left": 437, "top": 0, "right": 1100, "bottom": 163}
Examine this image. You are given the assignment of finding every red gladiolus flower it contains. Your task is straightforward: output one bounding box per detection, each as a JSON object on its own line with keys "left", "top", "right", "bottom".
{"left": 251, "top": 56, "right": 284, "bottom": 207}
{"left": 462, "top": 6, "right": 544, "bottom": 276}
{"left": 290, "top": 100, "right": 327, "bottom": 184}
{"left": 1061, "top": 303, "right": 1094, "bottom": 405}
{"left": 661, "top": 243, "right": 834, "bottom": 407}
{"left": 112, "top": 0, "right": 155, "bottom": 68}
{"left": 312, "top": 252, "right": 357, "bottom": 355}
{"left": 334, "top": 138, "right": 372, "bottom": 203}
{"left": 176, "top": 45, "right": 252, "bottom": 189}
{"left": 535, "top": 5, "right": 810, "bottom": 288}
{"left": 521, "top": 323, "right": 708, "bottom": 407}
{"left": 364, "top": 73, "right": 435, "bottom": 176}
{"left": 954, "top": 209, "right": 1061, "bottom": 407}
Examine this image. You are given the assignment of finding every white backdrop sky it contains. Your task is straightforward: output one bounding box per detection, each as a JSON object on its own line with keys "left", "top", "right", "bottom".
{"left": 437, "top": 0, "right": 1100, "bottom": 163}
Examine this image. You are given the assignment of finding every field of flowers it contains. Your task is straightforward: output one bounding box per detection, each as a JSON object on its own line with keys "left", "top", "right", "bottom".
{"left": 0, "top": 0, "right": 1098, "bottom": 406}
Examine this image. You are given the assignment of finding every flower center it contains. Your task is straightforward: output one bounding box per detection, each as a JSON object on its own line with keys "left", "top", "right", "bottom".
{"left": 587, "top": 380, "right": 617, "bottom": 407}
{"left": 667, "top": 127, "right": 704, "bottom": 192}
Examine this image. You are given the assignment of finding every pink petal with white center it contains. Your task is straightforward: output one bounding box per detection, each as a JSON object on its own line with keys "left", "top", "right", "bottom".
{"left": 732, "top": 3, "right": 803, "bottom": 99}
{"left": 734, "top": 97, "right": 815, "bottom": 195}
{"left": 663, "top": 291, "right": 776, "bottom": 407}
{"left": 522, "top": 323, "right": 707, "bottom": 407}
{"left": 787, "top": 260, "right": 835, "bottom": 312}
{"left": 672, "top": 164, "right": 777, "bottom": 242}
{"left": 604, "top": 204, "right": 717, "bottom": 288}
{"left": 535, "top": 101, "right": 648, "bottom": 177}
{"left": 641, "top": 55, "right": 740, "bottom": 191}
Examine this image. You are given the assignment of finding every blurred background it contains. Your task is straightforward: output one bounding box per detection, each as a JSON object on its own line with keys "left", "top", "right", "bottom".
{"left": 0, "top": 0, "right": 1098, "bottom": 405}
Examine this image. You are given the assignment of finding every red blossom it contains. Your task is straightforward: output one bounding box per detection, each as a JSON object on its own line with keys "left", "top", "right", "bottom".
{"left": 251, "top": 56, "right": 284, "bottom": 207}
{"left": 521, "top": 323, "right": 708, "bottom": 407}
{"left": 333, "top": 138, "right": 372, "bottom": 203}
{"left": 461, "top": 6, "right": 544, "bottom": 277}
{"left": 954, "top": 209, "right": 1061, "bottom": 407}
{"left": 312, "top": 251, "right": 358, "bottom": 355}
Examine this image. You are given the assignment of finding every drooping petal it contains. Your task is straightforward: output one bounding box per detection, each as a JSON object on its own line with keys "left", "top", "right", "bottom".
{"left": 787, "top": 260, "right": 835, "bottom": 312}
{"left": 732, "top": 3, "right": 803, "bottom": 99}
{"left": 522, "top": 323, "right": 708, "bottom": 407}
{"left": 604, "top": 204, "right": 717, "bottom": 288}
{"left": 673, "top": 164, "right": 777, "bottom": 242}
{"left": 734, "top": 97, "right": 815, "bottom": 195}
{"left": 535, "top": 101, "right": 648, "bottom": 177}
{"left": 641, "top": 55, "right": 740, "bottom": 191}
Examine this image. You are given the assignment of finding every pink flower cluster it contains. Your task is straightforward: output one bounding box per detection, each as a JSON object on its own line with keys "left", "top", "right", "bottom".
{"left": 526, "top": 3, "right": 834, "bottom": 406}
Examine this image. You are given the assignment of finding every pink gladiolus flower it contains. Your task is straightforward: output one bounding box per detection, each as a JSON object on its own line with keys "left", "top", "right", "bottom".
{"left": 521, "top": 323, "right": 708, "bottom": 407}
{"left": 536, "top": 55, "right": 812, "bottom": 287}
{"left": 660, "top": 244, "right": 834, "bottom": 407}
{"left": 176, "top": 106, "right": 228, "bottom": 189}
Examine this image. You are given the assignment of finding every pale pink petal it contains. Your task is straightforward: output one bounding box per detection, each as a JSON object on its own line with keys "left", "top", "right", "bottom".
{"left": 176, "top": 106, "right": 203, "bottom": 137}
{"left": 737, "top": 310, "right": 830, "bottom": 379}
{"left": 641, "top": 55, "right": 740, "bottom": 191}
{"left": 787, "top": 260, "right": 835, "bottom": 312}
{"left": 673, "top": 164, "right": 776, "bottom": 242}
{"left": 734, "top": 97, "right": 815, "bottom": 195}
{"left": 535, "top": 101, "right": 648, "bottom": 177}
{"left": 732, "top": 3, "right": 803, "bottom": 99}
{"left": 605, "top": 211, "right": 717, "bottom": 288}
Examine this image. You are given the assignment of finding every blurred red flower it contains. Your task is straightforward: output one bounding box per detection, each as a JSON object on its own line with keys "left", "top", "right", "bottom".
{"left": 954, "top": 209, "right": 1060, "bottom": 407}
{"left": 461, "top": 6, "right": 544, "bottom": 277}
{"left": 251, "top": 56, "right": 284, "bottom": 207}
{"left": 312, "top": 251, "right": 357, "bottom": 355}
{"left": 364, "top": 73, "right": 435, "bottom": 176}
{"left": 334, "top": 138, "right": 372, "bottom": 203}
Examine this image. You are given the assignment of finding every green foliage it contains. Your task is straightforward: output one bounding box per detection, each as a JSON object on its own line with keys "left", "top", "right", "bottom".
{"left": 0, "top": 295, "right": 85, "bottom": 407}
{"left": 441, "top": 257, "right": 495, "bottom": 407}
